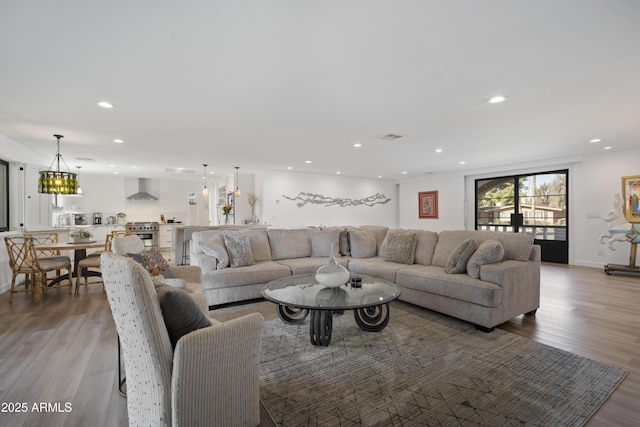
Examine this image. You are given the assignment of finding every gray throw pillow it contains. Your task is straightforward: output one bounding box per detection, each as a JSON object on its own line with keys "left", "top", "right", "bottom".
{"left": 199, "top": 235, "right": 230, "bottom": 269}
{"left": 338, "top": 229, "right": 351, "bottom": 256}
{"left": 467, "top": 239, "right": 505, "bottom": 279}
{"left": 445, "top": 239, "right": 478, "bottom": 274}
{"left": 348, "top": 231, "right": 377, "bottom": 258}
{"left": 311, "top": 230, "right": 340, "bottom": 257}
{"left": 156, "top": 284, "right": 211, "bottom": 348}
{"left": 223, "top": 234, "right": 255, "bottom": 268}
{"left": 385, "top": 233, "right": 417, "bottom": 265}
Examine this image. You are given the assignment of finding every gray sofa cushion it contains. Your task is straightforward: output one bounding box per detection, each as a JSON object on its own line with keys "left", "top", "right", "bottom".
{"left": 310, "top": 230, "right": 340, "bottom": 257}
{"left": 349, "top": 230, "right": 377, "bottom": 258}
{"left": 396, "top": 266, "right": 502, "bottom": 308}
{"left": 224, "top": 234, "right": 255, "bottom": 268}
{"left": 200, "top": 261, "right": 291, "bottom": 290}
{"left": 276, "top": 257, "right": 349, "bottom": 275}
{"left": 359, "top": 225, "right": 388, "bottom": 253}
{"left": 445, "top": 239, "right": 477, "bottom": 274}
{"left": 384, "top": 233, "right": 417, "bottom": 265}
{"left": 268, "top": 228, "right": 317, "bottom": 260}
{"left": 467, "top": 239, "right": 504, "bottom": 279}
{"left": 348, "top": 257, "right": 405, "bottom": 283}
{"left": 433, "top": 230, "right": 533, "bottom": 266}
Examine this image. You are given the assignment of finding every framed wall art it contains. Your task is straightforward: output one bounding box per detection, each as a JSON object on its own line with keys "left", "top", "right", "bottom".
{"left": 418, "top": 191, "right": 438, "bottom": 219}
{"left": 622, "top": 175, "right": 640, "bottom": 223}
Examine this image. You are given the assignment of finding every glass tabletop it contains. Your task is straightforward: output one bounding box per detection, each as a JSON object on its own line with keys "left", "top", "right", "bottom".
{"left": 262, "top": 274, "right": 401, "bottom": 310}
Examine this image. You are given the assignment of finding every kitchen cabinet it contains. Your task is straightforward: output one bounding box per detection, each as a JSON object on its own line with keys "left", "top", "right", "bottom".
{"left": 159, "top": 224, "right": 173, "bottom": 250}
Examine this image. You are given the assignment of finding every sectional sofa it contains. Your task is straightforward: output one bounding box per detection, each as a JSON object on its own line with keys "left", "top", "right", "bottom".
{"left": 190, "top": 226, "right": 540, "bottom": 331}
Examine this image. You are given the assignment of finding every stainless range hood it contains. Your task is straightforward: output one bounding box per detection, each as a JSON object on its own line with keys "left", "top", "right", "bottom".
{"left": 126, "top": 178, "right": 158, "bottom": 201}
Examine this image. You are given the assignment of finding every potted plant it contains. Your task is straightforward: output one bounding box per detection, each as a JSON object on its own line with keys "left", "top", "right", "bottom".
{"left": 69, "top": 229, "right": 93, "bottom": 243}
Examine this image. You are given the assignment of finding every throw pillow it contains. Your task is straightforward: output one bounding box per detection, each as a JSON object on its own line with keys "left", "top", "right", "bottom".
{"left": 385, "top": 233, "right": 417, "bottom": 265}
{"left": 466, "top": 239, "right": 505, "bottom": 279}
{"left": 311, "top": 230, "right": 340, "bottom": 257}
{"left": 223, "top": 234, "right": 255, "bottom": 268}
{"left": 348, "top": 230, "right": 377, "bottom": 258}
{"left": 155, "top": 284, "right": 211, "bottom": 348}
{"left": 444, "top": 239, "right": 478, "bottom": 274}
{"left": 127, "top": 251, "right": 176, "bottom": 279}
{"left": 338, "top": 229, "right": 351, "bottom": 256}
{"left": 199, "top": 235, "right": 230, "bottom": 269}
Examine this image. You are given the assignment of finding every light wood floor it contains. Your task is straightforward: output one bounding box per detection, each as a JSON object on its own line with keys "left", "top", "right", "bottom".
{"left": 0, "top": 263, "right": 638, "bottom": 426}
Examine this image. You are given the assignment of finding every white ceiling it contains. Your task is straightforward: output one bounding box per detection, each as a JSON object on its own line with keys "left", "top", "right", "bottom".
{"left": 1, "top": 1, "right": 639, "bottom": 182}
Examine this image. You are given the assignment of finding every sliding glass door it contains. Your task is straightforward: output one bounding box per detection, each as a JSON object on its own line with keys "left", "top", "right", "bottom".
{"left": 475, "top": 170, "right": 568, "bottom": 263}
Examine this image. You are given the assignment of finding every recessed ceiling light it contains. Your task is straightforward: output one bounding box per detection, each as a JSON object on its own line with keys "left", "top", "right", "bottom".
{"left": 109, "top": 164, "right": 115, "bottom": 168}
{"left": 114, "top": 139, "right": 124, "bottom": 143}
{"left": 113, "top": 171, "right": 119, "bottom": 174}
{"left": 98, "top": 101, "right": 114, "bottom": 108}
{"left": 305, "top": 160, "right": 312, "bottom": 164}
{"left": 378, "top": 175, "right": 382, "bottom": 178}
{"left": 287, "top": 166, "right": 292, "bottom": 170}
{"left": 488, "top": 95, "right": 506, "bottom": 104}
{"left": 353, "top": 143, "right": 362, "bottom": 148}
{"left": 336, "top": 171, "right": 341, "bottom": 174}
{"left": 459, "top": 161, "right": 467, "bottom": 165}
{"left": 589, "top": 138, "right": 602, "bottom": 143}
{"left": 402, "top": 171, "right": 408, "bottom": 175}
{"left": 435, "top": 148, "right": 443, "bottom": 153}
{"left": 604, "top": 146, "right": 612, "bottom": 150}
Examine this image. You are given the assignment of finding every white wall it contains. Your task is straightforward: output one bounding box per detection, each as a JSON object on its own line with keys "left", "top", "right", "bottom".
{"left": 399, "top": 174, "right": 466, "bottom": 231}
{"left": 261, "top": 170, "right": 398, "bottom": 228}
{"left": 398, "top": 148, "right": 640, "bottom": 268}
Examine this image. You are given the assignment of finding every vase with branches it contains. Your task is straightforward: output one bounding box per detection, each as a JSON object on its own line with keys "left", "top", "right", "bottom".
{"left": 246, "top": 193, "right": 260, "bottom": 224}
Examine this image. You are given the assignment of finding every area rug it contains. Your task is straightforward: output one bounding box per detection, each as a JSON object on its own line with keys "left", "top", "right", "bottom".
{"left": 259, "top": 302, "right": 627, "bottom": 427}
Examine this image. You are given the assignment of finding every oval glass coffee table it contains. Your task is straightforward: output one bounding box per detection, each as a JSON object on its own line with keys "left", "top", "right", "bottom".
{"left": 261, "top": 274, "right": 401, "bottom": 346}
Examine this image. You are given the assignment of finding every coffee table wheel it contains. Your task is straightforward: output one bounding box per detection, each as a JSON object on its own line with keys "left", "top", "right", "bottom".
{"left": 277, "top": 305, "right": 309, "bottom": 325}
{"left": 310, "top": 310, "right": 332, "bottom": 346}
{"left": 354, "top": 303, "right": 390, "bottom": 332}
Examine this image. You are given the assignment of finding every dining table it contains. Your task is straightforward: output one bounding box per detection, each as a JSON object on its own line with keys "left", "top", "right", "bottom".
{"left": 35, "top": 240, "right": 105, "bottom": 287}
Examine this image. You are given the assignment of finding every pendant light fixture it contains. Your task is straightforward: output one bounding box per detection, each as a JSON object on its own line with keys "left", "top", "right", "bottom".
{"left": 38, "top": 134, "right": 78, "bottom": 194}
{"left": 234, "top": 166, "right": 241, "bottom": 197}
{"left": 75, "top": 166, "right": 83, "bottom": 194}
{"left": 202, "top": 164, "right": 209, "bottom": 196}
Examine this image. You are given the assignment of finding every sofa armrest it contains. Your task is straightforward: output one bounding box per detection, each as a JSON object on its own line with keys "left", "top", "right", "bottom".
{"left": 172, "top": 265, "right": 202, "bottom": 284}
{"left": 172, "top": 313, "right": 264, "bottom": 427}
{"left": 481, "top": 259, "right": 540, "bottom": 315}
{"left": 189, "top": 252, "right": 218, "bottom": 271}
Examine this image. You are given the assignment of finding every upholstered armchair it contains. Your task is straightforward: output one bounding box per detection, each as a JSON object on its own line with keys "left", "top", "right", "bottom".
{"left": 100, "top": 252, "right": 264, "bottom": 426}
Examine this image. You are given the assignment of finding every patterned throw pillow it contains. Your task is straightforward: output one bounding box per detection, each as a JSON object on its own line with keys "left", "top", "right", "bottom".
{"left": 223, "top": 234, "right": 255, "bottom": 268}
{"left": 385, "top": 233, "right": 417, "bottom": 265}
{"left": 466, "top": 239, "right": 505, "bottom": 279}
{"left": 445, "top": 239, "right": 478, "bottom": 274}
{"left": 338, "top": 229, "right": 351, "bottom": 256}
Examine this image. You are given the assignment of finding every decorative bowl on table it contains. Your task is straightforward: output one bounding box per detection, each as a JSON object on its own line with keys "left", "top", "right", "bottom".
{"left": 315, "top": 244, "right": 350, "bottom": 288}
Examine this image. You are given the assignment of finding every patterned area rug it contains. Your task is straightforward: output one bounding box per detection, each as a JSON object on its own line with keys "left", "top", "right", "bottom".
{"left": 259, "top": 302, "right": 626, "bottom": 427}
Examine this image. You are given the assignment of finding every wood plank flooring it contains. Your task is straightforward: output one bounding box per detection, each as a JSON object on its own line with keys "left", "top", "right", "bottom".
{"left": 0, "top": 263, "right": 638, "bottom": 426}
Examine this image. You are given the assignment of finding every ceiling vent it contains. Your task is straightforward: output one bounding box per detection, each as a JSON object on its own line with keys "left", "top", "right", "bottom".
{"left": 378, "top": 133, "right": 404, "bottom": 141}
{"left": 126, "top": 178, "right": 158, "bottom": 201}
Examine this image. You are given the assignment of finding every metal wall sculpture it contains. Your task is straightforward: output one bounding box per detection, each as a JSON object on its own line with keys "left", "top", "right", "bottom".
{"left": 283, "top": 192, "right": 391, "bottom": 208}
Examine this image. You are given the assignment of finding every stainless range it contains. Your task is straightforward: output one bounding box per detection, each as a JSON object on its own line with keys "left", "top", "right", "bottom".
{"left": 125, "top": 222, "right": 159, "bottom": 251}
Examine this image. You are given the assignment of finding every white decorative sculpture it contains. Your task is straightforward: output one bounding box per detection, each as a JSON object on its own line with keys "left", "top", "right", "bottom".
{"left": 599, "top": 193, "right": 639, "bottom": 250}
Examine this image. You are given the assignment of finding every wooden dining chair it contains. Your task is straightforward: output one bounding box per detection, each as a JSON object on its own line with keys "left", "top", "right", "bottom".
{"left": 4, "top": 236, "right": 73, "bottom": 303}
{"left": 24, "top": 231, "right": 67, "bottom": 285}
{"left": 76, "top": 230, "right": 130, "bottom": 293}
